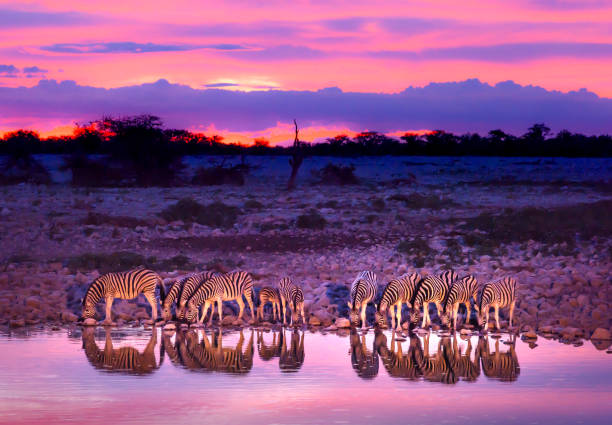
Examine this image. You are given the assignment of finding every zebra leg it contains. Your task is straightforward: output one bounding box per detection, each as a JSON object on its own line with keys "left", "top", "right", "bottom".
{"left": 509, "top": 300, "right": 515, "bottom": 328}
{"left": 494, "top": 304, "right": 500, "bottom": 330}
{"left": 435, "top": 302, "right": 444, "bottom": 324}
{"left": 390, "top": 305, "right": 396, "bottom": 330}
{"left": 216, "top": 298, "right": 223, "bottom": 326}
{"left": 301, "top": 305, "right": 305, "bottom": 325}
{"left": 200, "top": 302, "right": 211, "bottom": 325}
{"left": 360, "top": 303, "right": 367, "bottom": 328}
{"left": 465, "top": 304, "right": 471, "bottom": 326}
{"left": 144, "top": 292, "right": 157, "bottom": 323}
{"left": 281, "top": 297, "right": 287, "bottom": 325}
{"left": 245, "top": 293, "right": 255, "bottom": 322}
{"left": 395, "top": 304, "right": 402, "bottom": 331}
{"left": 104, "top": 297, "right": 114, "bottom": 324}
{"left": 236, "top": 296, "right": 245, "bottom": 321}
{"left": 421, "top": 303, "right": 427, "bottom": 328}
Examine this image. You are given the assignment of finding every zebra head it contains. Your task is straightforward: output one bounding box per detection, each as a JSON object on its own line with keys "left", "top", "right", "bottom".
{"left": 185, "top": 302, "right": 198, "bottom": 324}
{"left": 161, "top": 302, "right": 173, "bottom": 322}
{"left": 374, "top": 307, "right": 388, "bottom": 329}
{"left": 440, "top": 309, "right": 451, "bottom": 327}
{"left": 347, "top": 302, "right": 360, "bottom": 326}
{"left": 82, "top": 302, "right": 96, "bottom": 319}
{"left": 409, "top": 306, "right": 420, "bottom": 326}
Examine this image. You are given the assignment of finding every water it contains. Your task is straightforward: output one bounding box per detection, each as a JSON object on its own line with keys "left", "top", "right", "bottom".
{"left": 0, "top": 327, "right": 610, "bottom": 425}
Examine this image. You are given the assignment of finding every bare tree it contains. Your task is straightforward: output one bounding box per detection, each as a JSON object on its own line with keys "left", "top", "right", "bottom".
{"left": 287, "top": 119, "right": 304, "bottom": 190}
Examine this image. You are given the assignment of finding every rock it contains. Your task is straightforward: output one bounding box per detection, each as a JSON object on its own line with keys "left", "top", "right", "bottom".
{"left": 522, "top": 330, "right": 537, "bottom": 339}
{"left": 61, "top": 311, "right": 78, "bottom": 322}
{"left": 9, "top": 319, "right": 25, "bottom": 328}
{"left": 25, "top": 296, "right": 42, "bottom": 309}
{"left": 308, "top": 316, "right": 321, "bottom": 326}
{"left": 221, "top": 316, "right": 236, "bottom": 326}
{"left": 324, "top": 325, "right": 338, "bottom": 331}
{"left": 591, "top": 328, "right": 611, "bottom": 340}
{"left": 539, "top": 325, "right": 553, "bottom": 333}
{"left": 335, "top": 318, "right": 351, "bottom": 328}
{"left": 576, "top": 294, "right": 589, "bottom": 307}
{"left": 313, "top": 309, "right": 333, "bottom": 326}
{"left": 75, "top": 272, "right": 89, "bottom": 284}
{"left": 460, "top": 328, "right": 470, "bottom": 336}
{"left": 82, "top": 318, "right": 97, "bottom": 326}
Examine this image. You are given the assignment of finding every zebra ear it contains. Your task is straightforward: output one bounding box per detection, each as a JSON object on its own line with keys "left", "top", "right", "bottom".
{"left": 347, "top": 301, "right": 352, "bottom": 309}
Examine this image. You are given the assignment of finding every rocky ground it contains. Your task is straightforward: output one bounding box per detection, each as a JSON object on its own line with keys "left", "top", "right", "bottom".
{"left": 0, "top": 156, "right": 610, "bottom": 348}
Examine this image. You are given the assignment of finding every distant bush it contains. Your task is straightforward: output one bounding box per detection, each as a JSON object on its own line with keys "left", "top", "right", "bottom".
{"left": 369, "top": 197, "right": 385, "bottom": 212}
{"left": 296, "top": 209, "right": 327, "bottom": 229}
{"left": 192, "top": 165, "right": 245, "bottom": 186}
{"left": 82, "top": 212, "right": 151, "bottom": 228}
{"left": 243, "top": 199, "right": 264, "bottom": 210}
{"left": 387, "top": 193, "right": 458, "bottom": 210}
{"left": 396, "top": 237, "right": 435, "bottom": 267}
{"left": 160, "top": 197, "right": 240, "bottom": 228}
{"left": 312, "top": 163, "right": 358, "bottom": 185}
{"left": 65, "top": 252, "right": 193, "bottom": 272}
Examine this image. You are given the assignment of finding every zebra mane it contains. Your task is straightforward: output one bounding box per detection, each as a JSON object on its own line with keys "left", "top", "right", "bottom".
{"left": 82, "top": 276, "right": 104, "bottom": 306}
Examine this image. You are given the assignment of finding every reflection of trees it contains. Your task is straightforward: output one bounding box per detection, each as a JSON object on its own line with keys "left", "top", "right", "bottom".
{"left": 81, "top": 327, "right": 161, "bottom": 375}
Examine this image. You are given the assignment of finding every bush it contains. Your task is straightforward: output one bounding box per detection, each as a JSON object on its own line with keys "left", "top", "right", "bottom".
{"left": 243, "top": 199, "right": 264, "bottom": 210}
{"left": 312, "top": 163, "right": 358, "bottom": 185}
{"left": 82, "top": 212, "right": 151, "bottom": 228}
{"left": 296, "top": 209, "right": 327, "bottom": 229}
{"left": 369, "top": 197, "right": 385, "bottom": 212}
{"left": 160, "top": 198, "right": 240, "bottom": 228}
{"left": 192, "top": 165, "right": 245, "bottom": 186}
{"left": 66, "top": 251, "right": 146, "bottom": 272}
{"left": 387, "top": 193, "right": 457, "bottom": 209}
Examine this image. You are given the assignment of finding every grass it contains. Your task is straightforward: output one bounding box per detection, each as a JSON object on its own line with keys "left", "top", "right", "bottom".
{"left": 312, "top": 163, "right": 358, "bottom": 185}
{"left": 160, "top": 198, "right": 240, "bottom": 228}
{"left": 296, "top": 209, "right": 327, "bottom": 230}
{"left": 387, "top": 193, "right": 458, "bottom": 209}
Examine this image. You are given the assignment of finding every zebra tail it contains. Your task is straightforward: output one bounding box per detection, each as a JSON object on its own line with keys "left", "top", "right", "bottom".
{"left": 157, "top": 276, "right": 166, "bottom": 303}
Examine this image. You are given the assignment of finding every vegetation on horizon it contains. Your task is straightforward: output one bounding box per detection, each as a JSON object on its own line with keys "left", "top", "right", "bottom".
{"left": 1, "top": 115, "right": 611, "bottom": 158}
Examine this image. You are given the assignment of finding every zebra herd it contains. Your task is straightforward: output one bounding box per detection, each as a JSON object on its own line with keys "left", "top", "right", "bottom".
{"left": 80, "top": 267, "right": 517, "bottom": 332}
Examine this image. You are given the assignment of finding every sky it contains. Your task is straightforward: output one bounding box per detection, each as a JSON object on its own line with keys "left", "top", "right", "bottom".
{"left": 1, "top": 0, "right": 611, "bottom": 142}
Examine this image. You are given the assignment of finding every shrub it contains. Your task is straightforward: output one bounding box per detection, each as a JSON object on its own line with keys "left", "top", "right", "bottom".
{"left": 387, "top": 193, "right": 457, "bottom": 209}
{"left": 296, "top": 209, "right": 327, "bottom": 229}
{"left": 160, "top": 198, "right": 240, "bottom": 228}
{"left": 82, "top": 212, "right": 151, "bottom": 228}
{"left": 369, "top": 197, "right": 385, "bottom": 212}
{"left": 312, "top": 163, "right": 358, "bottom": 185}
{"left": 192, "top": 165, "right": 245, "bottom": 186}
{"left": 66, "top": 251, "right": 146, "bottom": 272}
{"left": 243, "top": 199, "right": 264, "bottom": 210}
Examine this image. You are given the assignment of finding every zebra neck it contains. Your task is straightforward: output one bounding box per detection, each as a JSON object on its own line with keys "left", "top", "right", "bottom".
{"left": 84, "top": 280, "right": 105, "bottom": 306}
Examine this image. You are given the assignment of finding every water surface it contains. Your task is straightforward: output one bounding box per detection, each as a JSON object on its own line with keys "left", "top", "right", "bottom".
{"left": 0, "top": 327, "right": 610, "bottom": 425}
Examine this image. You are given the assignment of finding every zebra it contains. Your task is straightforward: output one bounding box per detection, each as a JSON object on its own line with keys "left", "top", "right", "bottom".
{"left": 290, "top": 286, "right": 306, "bottom": 326}
{"left": 410, "top": 271, "right": 457, "bottom": 328}
{"left": 257, "top": 286, "right": 281, "bottom": 322}
{"left": 413, "top": 333, "right": 454, "bottom": 384}
{"left": 81, "top": 326, "right": 161, "bottom": 375}
{"left": 347, "top": 271, "right": 377, "bottom": 328}
{"left": 375, "top": 272, "right": 421, "bottom": 331}
{"left": 278, "top": 277, "right": 304, "bottom": 326}
{"left": 377, "top": 333, "right": 422, "bottom": 380}
{"left": 479, "top": 335, "right": 520, "bottom": 382}
{"left": 447, "top": 334, "right": 481, "bottom": 382}
{"left": 279, "top": 329, "right": 305, "bottom": 372}
{"left": 161, "top": 275, "right": 191, "bottom": 321}
{"left": 478, "top": 277, "right": 517, "bottom": 331}
{"left": 185, "top": 271, "right": 255, "bottom": 325}
{"left": 81, "top": 268, "right": 165, "bottom": 324}
{"left": 175, "top": 271, "right": 216, "bottom": 321}
{"left": 441, "top": 275, "right": 479, "bottom": 329}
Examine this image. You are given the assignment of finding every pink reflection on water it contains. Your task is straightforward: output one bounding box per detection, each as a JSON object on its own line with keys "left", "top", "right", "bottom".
{"left": 0, "top": 327, "right": 610, "bottom": 425}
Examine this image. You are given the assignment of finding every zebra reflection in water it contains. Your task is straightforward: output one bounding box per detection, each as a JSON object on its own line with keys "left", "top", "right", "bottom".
{"left": 165, "top": 329, "right": 254, "bottom": 374}
{"left": 478, "top": 335, "right": 520, "bottom": 382}
{"left": 279, "top": 329, "right": 305, "bottom": 372}
{"left": 377, "top": 332, "right": 421, "bottom": 380}
{"left": 349, "top": 329, "right": 381, "bottom": 379}
{"left": 81, "top": 326, "right": 163, "bottom": 375}
{"left": 257, "top": 330, "right": 282, "bottom": 361}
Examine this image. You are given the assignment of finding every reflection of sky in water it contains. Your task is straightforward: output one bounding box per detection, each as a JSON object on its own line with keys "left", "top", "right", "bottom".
{"left": 0, "top": 328, "right": 610, "bottom": 425}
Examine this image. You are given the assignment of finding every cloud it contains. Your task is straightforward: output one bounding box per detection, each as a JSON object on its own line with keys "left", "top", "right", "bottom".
{"left": 0, "top": 64, "right": 46, "bottom": 78}
{"left": 204, "top": 82, "right": 240, "bottom": 88}
{"left": 40, "top": 42, "right": 247, "bottom": 54}
{"left": 23, "top": 66, "right": 47, "bottom": 74}
{"left": 1, "top": 78, "right": 611, "bottom": 136}
{"left": 0, "top": 64, "right": 19, "bottom": 76}
{"left": 0, "top": 8, "right": 95, "bottom": 28}
{"left": 224, "top": 45, "right": 326, "bottom": 61}
{"left": 371, "top": 42, "right": 612, "bottom": 62}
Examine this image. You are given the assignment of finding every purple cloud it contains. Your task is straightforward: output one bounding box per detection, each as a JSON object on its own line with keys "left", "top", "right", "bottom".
{"left": 40, "top": 42, "right": 247, "bottom": 54}
{"left": 0, "top": 64, "right": 19, "bottom": 76}
{"left": 224, "top": 45, "right": 326, "bottom": 61}
{"left": 0, "top": 8, "right": 96, "bottom": 28}
{"left": 1, "top": 78, "right": 610, "bottom": 135}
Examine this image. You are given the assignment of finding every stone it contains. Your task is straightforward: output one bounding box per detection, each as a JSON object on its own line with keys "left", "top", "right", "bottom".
{"left": 522, "top": 330, "right": 537, "bottom": 339}
{"left": 309, "top": 316, "right": 321, "bottom": 326}
{"left": 313, "top": 309, "right": 333, "bottom": 326}
{"left": 82, "top": 318, "right": 97, "bottom": 326}
{"left": 591, "top": 328, "right": 611, "bottom": 340}
{"left": 221, "top": 316, "right": 236, "bottom": 326}
{"left": 61, "top": 311, "right": 78, "bottom": 322}
{"left": 9, "top": 319, "right": 25, "bottom": 328}
{"left": 460, "top": 328, "right": 470, "bottom": 336}
{"left": 335, "top": 318, "right": 351, "bottom": 328}
{"left": 576, "top": 294, "right": 589, "bottom": 307}
{"left": 25, "top": 296, "right": 42, "bottom": 309}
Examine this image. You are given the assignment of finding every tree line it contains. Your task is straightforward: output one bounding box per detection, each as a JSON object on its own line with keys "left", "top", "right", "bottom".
{"left": 1, "top": 115, "right": 611, "bottom": 158}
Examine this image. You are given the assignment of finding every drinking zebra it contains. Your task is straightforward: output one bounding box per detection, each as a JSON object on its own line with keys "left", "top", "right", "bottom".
{"left": 441, "top": 275, "right": 479, "bottom": 329}
{"left": 378, "top": 333, "right": 422, "bottom": 380}
{"left": 161, "top": 275, "right": 191, "bottom": 321}
{"left": 290, "top": 286, "right": 306, "bottom": 326}
{"left": 185, "top": 271, "right": 255, "bottom": 325}
{"left": 175, "top": 271, "right": 216, "bottom": 321}
{"left": 478, "top": 277, "right": 517, "bottom": 331}
{"left": 479, "top": 335, "right": 520, "bottom": 382}
{"left": 278, "top": 277, "right": 304, "bottom": 326}
{"left": 257, "top": 286, "right": 281, "bottom": 322}
{"left": 375, "top": 272, "right": 421, "bottom": 331}
{"left": 410, "top": 270, "right": 457, "bottom": 328}
{"left": 81, "top": 268, "right": 165, "bottom": 324}
{"left": 347, "top": 270, "right": 377, "bottom": 328}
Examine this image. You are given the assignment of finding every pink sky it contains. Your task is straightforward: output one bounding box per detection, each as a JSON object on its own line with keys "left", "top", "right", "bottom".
{"left": 1, "top": 1, "right": 612, "bottom": 140}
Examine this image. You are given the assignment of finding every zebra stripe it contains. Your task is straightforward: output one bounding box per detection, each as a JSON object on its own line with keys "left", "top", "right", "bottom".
{"left": 162, "top": 275, "right": 191, "bottom": 321}
{"left": 278, "top": 277, "right": 305, "bottom": 325}
{"left": 257, "top": 330, "right": 282, "bottom": 361}
{"left": 479, "top": 336, "right": 520, "bottom": 382}
{"left": 442, "top": 275, "right": 479, "bottom": 328}
{"left": 279, "top": 330, "right": 305, "bottom": 373}
{"left": 410, "top": 272, "right": 454, "bottom": 328}
{"left": 349, "top": 330, "right": 379, "bottom": 379}
{"left": 185, "top": 271, "right": 255, "bottom": 324}
{"left": 257, "top": 286, "right": 281, "bottom": 322}
{"left": 348, "top": 270, "right": 377, "bottom": 327}
{"left": 478, "top": 277, "right": 517, "bottom": 330}
{"left": 378, "top": 334, "right": 421, "bottom": 380}
{"left": 81, "top": 268, "right": 164, "bottom": 322}
{"left": 176, "top": 271, "right": 216, "bottom": 321}
{"left": 376, "top": 272, "right": 421, "bottom": 330}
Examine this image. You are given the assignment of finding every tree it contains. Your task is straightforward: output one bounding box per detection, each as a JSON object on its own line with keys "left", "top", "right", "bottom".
{"left": 287, "top": 119, "right": 304, "bottom": 190}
